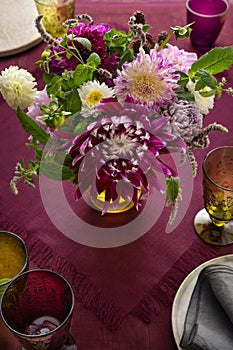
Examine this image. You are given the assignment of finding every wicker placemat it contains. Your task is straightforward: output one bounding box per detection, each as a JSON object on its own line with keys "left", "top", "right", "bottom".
{"left": 0, "top": 0, "right": 42, "bottom": 57}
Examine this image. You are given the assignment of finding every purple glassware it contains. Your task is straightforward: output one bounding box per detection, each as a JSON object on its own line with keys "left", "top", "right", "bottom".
{"left": 186, "top": 0, "right": 229, "bottom": 52}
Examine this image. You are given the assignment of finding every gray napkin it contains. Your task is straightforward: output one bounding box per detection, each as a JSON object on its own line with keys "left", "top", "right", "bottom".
{"left": 180, "top": 264, "right": 233, "bottom": 350}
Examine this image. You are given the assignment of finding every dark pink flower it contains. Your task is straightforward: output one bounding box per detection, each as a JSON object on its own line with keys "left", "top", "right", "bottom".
{"left": 67, "top": 105, "right": 185, "bottom": 213}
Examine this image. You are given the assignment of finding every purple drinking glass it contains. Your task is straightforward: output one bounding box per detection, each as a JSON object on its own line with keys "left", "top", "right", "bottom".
{"left": 0, "top": 269, "right": 77, "bottom": 350}
{"left": 186, "top": 0, "right": 229, "bottom": 52}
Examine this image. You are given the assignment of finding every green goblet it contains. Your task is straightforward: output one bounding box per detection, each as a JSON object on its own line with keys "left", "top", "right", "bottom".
{"left": 0, "top": 231, "right": 28, "bottom": 297}
{"left": 194, "top": 146, "right": 233, "bottom": 245}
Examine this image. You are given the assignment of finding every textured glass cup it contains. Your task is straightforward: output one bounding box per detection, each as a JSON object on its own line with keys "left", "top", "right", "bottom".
{"left": 0, "top": 269, "right": 76, "bottom": 350}
{"left": 0, "top": 231, "right": 28, "bottom": 298}
{"left": 34, "top": 0, "right": 75, "bottom": 37}
{"left": 186, "top": 0, "right": 229, "bottom": 52}
{"left": 194, "top": 146, "right": 233, "bottom": 245}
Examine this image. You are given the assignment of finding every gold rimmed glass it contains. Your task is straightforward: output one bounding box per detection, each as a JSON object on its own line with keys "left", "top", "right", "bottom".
{"left": 0, "top": 231, "right": 28, "bottom": 298}
{"left": 194, "top": 146, "right": 233, "bottom": 245}
{"left": 34, "top": 0, "right": 75, "bottom": 37}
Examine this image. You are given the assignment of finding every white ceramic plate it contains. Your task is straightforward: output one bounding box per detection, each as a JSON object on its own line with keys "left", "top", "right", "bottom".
{"left": 171, "top": 254, "right": 233, "bottom": 349}
{"left": 0, "top": 0, "right": 42, "bottom": 57}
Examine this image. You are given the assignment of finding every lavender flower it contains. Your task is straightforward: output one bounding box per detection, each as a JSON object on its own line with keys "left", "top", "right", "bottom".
{"left": 27, "top": 89, "right": 52, "bottom": 128}
{"left": 162, "top": 99, "right": 203, "bottom": 143}
{"left": 160, "top": 43, "right": 197, "bottom": 74}
{"left": 114, "top": 48, "right": 180, "bottom": 112}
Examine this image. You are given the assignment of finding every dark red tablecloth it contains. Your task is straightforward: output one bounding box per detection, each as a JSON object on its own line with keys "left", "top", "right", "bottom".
{"left": 0, "top": 1, "right": 233, "bottom": 349}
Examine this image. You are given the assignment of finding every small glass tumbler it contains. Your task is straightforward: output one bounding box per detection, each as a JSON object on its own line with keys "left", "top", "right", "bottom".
{"left": 0, "top": 269, "right": 77, "bottom": 350}
{"left": 186, "top": 0, "right": 229, "bottom": 52}
{"left": 0, "top": 231, "right": 28, "bottom": 298}
{"left": 34, "top": 0, "right": 75, "bottom": 37}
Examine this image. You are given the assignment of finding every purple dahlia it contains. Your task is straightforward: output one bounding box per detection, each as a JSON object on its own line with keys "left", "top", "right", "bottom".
{"left": 49, "top": 23, "right": 119, "bottom": 85}
{"left": 67, "top": 110, "right": 185, "bottom": 213}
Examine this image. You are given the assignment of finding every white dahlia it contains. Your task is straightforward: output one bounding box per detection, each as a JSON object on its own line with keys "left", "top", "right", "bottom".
{"left": 0, "top": 66, "right": 37, "bottom": 110}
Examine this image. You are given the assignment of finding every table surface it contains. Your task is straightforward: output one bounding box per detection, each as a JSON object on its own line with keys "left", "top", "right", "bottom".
{"left": 0, "top": 1, "right": 233, "bottom": 349}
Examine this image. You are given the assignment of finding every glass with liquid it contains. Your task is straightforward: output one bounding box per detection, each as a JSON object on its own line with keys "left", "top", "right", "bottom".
{"left": 34, "top": 0, "right": 75, "bottom": 37}
{"left": 0, "top": 231, "right": 28, "bottom": 297}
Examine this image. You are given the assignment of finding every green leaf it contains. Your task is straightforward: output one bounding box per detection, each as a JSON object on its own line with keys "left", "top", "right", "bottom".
{"left": 177, "top": 71, "right": 189, "bottom": 88}
{"left": 46, "top": 75, "right": 63, "bottom": 96}
{"left": 189, "top": 46, "right": 233, "bottom": 75}
{"left": 73, "top": 37, "right": 92, "bottom": 51}
{"left": 40, "top": 160, "right": 74, "bottom": 181}
{"left": 73, "top": 65, "right": 91, "bottom": 87}
{"left": 195, "top": 69, "right": 218, "bottom": 89}
{"left": 87, "top": 53, "right": 101, "bottom": 68}
{"left": 199, "top": 89, "right": 216, "bottom": 97}
{"left": 17, "top": 108, "right": 49, "bottom": 145}
{"left": 74, "top": 119, "right": 89, "bottom": 135}
{"left": 176, "top": 91, "right": 195, "bottom": 101}
{"left": 63, "top": 89, "right": 81, "bottom": 113}
{"left": 119, "top": 48, "right": 134, "bottom": 68}
{"left": 165, "top": 176, "right": 180, "bottom": 203}
{"left": 142, "top": 24, "right": 151, "bottom": 33}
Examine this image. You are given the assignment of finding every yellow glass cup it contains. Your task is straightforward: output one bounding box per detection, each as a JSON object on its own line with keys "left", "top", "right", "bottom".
{"left": 0, "top": 231, "right": 28, "bottom": 297}
{"left": 34, "top": 0, "right": 75, "bottom": 37}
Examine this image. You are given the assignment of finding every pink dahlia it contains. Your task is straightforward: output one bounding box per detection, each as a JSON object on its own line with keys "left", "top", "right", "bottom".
{"left": 114, "top": 48, "right": 180, "bottom": 112}
{"left": 160, "top": 43, "right": 197, "bottom": 74}
{"left": 67, "top": 107, "right": 185, "bottom": 213}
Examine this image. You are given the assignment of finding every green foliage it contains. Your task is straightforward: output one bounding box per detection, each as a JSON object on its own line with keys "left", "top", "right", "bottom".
{"left": 39, "top": 160, "right": 75, "bottom": 181}
{"left": 104, "top": 28, "right": 134, "bottom": 67}
{"left": 165, "top": 176, "right": 181, "bottom": 203}
{"left": 17, "top": 108, "right": 49, "bottom": 144}
{"left": 189, "top": 46, "right": 233, "bottom": 75}
{"left": 171, "top": 23, "right": 193, "bottom": 40}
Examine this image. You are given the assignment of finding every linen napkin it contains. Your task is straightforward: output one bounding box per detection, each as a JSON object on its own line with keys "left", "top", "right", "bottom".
{"left": 180, "top": 264, "right": 233, "bottom": 350}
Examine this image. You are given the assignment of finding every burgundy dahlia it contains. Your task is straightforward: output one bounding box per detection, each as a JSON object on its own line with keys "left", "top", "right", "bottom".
{"left": 67, "top": 109, "right": 185, "bottom": 214}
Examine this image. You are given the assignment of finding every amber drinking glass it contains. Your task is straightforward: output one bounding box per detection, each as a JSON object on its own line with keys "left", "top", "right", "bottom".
{"left": 0, "top": 231, "right": 28, "bottom": 298}
{"left": 34, "top": 0, "right": 75, "bottom": 37}
{"left": 194, "top": 146, "right": 233, "bottom": 245}
{"left": 0, "top": 269, "right": 76, "bottom": 350}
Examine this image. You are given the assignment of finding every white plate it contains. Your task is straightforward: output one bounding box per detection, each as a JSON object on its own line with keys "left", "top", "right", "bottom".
{"left": 0, "top": 0, "right": 42, "bottom": 57}
{"left": 171, "top": 254, "right": 233, "bottom": 349}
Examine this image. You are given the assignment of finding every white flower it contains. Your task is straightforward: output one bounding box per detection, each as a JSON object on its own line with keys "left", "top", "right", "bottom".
{"left": 78, "top": 80, "right": 114, "bottom": 118}
{"left": 0, "top": 66, "right": 37, "bottom": 110}
{"left": 187, "top": 80, "right": 215, "bottom": 115}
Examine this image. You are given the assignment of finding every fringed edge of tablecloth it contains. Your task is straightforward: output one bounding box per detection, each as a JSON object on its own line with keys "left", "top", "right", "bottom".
{"left": 130, "top": 239, "right": 219, "bottom": 323}
{"left": 0, "top": 211, "right": 125, "bottom": 331}
{"left": 0, "top": 212, "right": 223, "bottom": 330}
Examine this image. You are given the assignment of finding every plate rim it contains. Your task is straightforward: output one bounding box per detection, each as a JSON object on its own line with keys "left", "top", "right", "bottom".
{"left": 0, "top": 36, "right": 42, "bottom": 58}
{"left": 171, "top": 253, "right": 233, "bottom": 349}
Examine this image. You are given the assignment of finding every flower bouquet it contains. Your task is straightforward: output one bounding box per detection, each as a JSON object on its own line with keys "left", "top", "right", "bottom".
{"left": 0, "top": 11, "right": 233, "bottom": 220}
